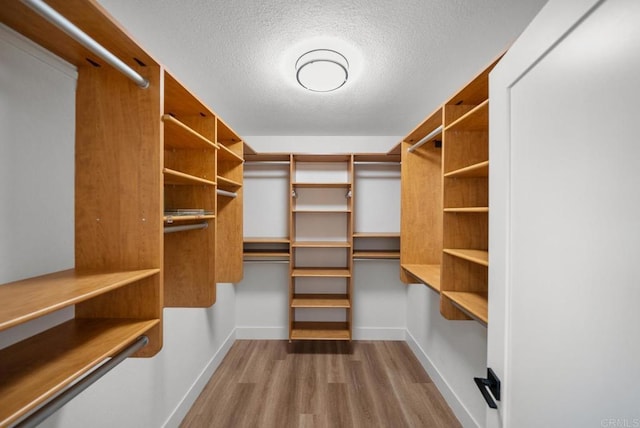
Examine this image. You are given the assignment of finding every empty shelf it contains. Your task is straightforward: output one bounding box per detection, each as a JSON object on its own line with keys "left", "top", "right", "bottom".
{"left": 291, "top": 294, "right": 350, "bottom": 308}
{"left": 443, "top": 249, "right": 489, "bottom": 266}
{"left": 164, "top": 168, "right": 216, "bottom": 186}
{"left": 441, "top": 291, "right": 488, "bottom": 326}
{"left": 401, "top": 264, "right": 441, "bottom": 292}
{"left": 290, "top": 322, "right": 351, "bottom": 341}
{"left": 291, "top": 268, "right": 351, "bottom": 277}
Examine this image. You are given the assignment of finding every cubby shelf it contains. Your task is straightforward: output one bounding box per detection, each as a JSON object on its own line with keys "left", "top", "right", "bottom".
{"left": 353, "top": 251, "right": 400, "bottom": 259}
{"left": 443, "top": 249, "right": 489, "bottom": 266}
{"left": 291, "top": 294, "right": 351, "bottom": 308}
{"left": 164, "top": 215, "right": 215, "bottom": 223}
{"left": 292, "top": 241, "right": 351, "bottom": 248}
{"left": 445, "top": 99, "right": 489, "bottom": 132}
{"left": 441, "top": 291, "right": 488, "bottom": 325}
{"left": 162, "top": 115, "right": 217, "bottom": 150}
{"left": 291, "top": 182, "right": 351, "bottom": 188}
{"left": 0, "top": 318, "right": 159, "bottom": 427}
{"left": 217, "top": 175, "right": 242, "bottom": 191}
{"left": 291, "top": 268, "right": 351, "bottom": 277}
{"left": 444, "top": 160, "right": 489, "bottom": 178}
{"left": 401, "top": 264, "right": 441, "bottom": 292}
{"left": 290, "top": 322, "right": 351, "bottom": 341}
{"left": 163, "top": 168, "right": 216, "bottom": 186}
{"left": 217, "top": 143, "right": 244, "bottom": 163}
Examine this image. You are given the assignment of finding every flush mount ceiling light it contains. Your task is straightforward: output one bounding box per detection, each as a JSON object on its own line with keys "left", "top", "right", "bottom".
{"left": 295, "top": 49, "right": 349, "bottom": 92}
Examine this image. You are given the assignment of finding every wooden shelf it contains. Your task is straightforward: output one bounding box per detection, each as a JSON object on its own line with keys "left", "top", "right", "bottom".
{"left": 244, "top": 237, "right": 290, "bottom": 244}
{"left": 217, "top": 143, "right": 243, "bottom": 163}
{"left": 244, "top": 153, "right": 290, "bottom": 162}
{"left": 441, "top": 291, "right": 488, "bottom": 326}
{"left": 217, "top": 175, "right": 242, "bottom": 191}
{"left": 164, "top": 215, "right": 215, "bottom": 223}
{"left": 291, "top": 294, "right": 350, "bottom": 308}
{"left": 292, "top": 209, "right": 352, "bottom": 213}
{"left": 444, "top": 161, "right": 489, "bottom": 178}
{"left": 353, "top": 232, "right": 400, "bottom": 238}
{"left": 243, "top": 252, "right": 290, "bottom": 259}
{"left": 291, "top": 182, "right": 351, "bottom": 188}
{"left": 353, "top": 153, "right": 401, "bottom": 163}
{"left": 162, "top": 115, "right": 217, "bottom": 150}
{"left": 401, "top": 264, "right": 441, "bottom": 292}
{"left": 293, "top": 155, "right": 351, "bottom": 162}
{"left": 445, "top": 100, "right": 489, "bottom": 132}
{"left": 0, "top": 269, "right": 160, "bottom": 331}
{"left": 353, "top": 251, "right": 400, "bottom": 259}
{"left": 0, "top": 318, "right": 159, "bottom": 427}
{"left": 292, "top": 241, "right": 351, "bottom": 248}
{"left": 444, "top": 207, "right": 489, "bottom": 213}
{"left": 290, "top": 322, "right": 351, "bottom": 341}
{"left": 164, "top": 168, "right": 216, "bottom": 186}
{"left": 443, "top": 249, "right": 489, "bottom": 266}
{"left": 291, "top": 268, "right": 351, "bottom": 278}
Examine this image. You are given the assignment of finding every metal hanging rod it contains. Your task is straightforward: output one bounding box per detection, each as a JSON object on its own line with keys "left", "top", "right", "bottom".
{"left": 407, "top": 125, "right": 443, "bottom": 153}
{"left": 164, "top": 222, "right": 208, "bottom": 234}
{"left": 22, "top": 0, "right": 150, "bottom": 89}
{"left": 243, "top": 259, "right": 290, "bottom": 264}
{"left": 216, "top": 189, "right": 237, "bottom": 198}
{"left": 15, "top": 336, "right": 149, "bottom": 428}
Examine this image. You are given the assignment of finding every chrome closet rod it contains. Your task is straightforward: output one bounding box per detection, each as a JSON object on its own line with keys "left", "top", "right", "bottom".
{"left": 216, "top": 189, "right": 237, "bottom": 198}
{"left": 407, "top": 125, "right": 443, "bottom": 153}
{"left": 15, "top": 336, "right": 149, "bottom": 428}
{"left": 164, "top": 222, "right": 208, "bottom": 234}
{"left": 22, "top": 0, "right": 150, "bottom": 88}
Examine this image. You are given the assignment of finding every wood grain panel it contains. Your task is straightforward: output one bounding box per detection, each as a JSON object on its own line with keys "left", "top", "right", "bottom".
{"left": 75, "top": 65, "right": 163, "bottom": 354}
{"left": 399, "top": 121, "right": 443, "bottom": 283}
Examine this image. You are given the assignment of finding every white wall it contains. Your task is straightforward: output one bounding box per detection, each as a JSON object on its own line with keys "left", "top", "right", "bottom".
{"left": 238, "top": 137, "right": 407, "bottom": 340}
{"left": 0, "top": 25, "right": 236, "bottom": 428}
{"left": 406, "top": 284, "right": 488, "bottom": 427}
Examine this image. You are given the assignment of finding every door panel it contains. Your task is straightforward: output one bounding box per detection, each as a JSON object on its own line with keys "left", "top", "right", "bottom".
{"left": 488, "top": 0, "right": 640, "bottom": 426}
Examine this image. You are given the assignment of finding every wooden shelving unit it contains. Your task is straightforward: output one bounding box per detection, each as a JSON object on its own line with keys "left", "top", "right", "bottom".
{"left": 0, "top": 1, "right": 168, "bottom": 423}
{"left": 289, "top": 155, "right": 354, "bottom": 341}
{"left": 0, "top": 1, "right": 246, "bottom": 422}
{"left": 399, "top": 106, "right": 443, "bottom": 291}
{"left": 216, "top": 119, "right": 245, "bottom": 283}
{"left": 439, "top": 58, "right": 500, "bottom": 324}
{"left": 163, "top": 70, "right": 218, "bottom": 308}
{"left": 398, "top": 55, "right": 502, "bottom": 326}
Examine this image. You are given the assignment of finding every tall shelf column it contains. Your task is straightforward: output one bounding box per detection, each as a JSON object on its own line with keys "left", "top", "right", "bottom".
{"left": 289, "top": 155, "right": 354, "bottom": 341}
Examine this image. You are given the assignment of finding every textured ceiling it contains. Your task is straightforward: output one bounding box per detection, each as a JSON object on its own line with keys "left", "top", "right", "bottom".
{"left": 98, "top": 0, "right": 547, "bottom": 136}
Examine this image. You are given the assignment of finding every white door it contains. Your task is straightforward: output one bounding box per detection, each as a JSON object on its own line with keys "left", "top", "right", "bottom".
{"left": 487, "top": 0, "right": 640, "bottom": 427}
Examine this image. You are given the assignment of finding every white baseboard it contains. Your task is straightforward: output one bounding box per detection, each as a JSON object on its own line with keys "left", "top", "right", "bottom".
{"left": 405, "top": 330, "right": 480, "bottom": 428}
{"left": 352, "top": 327, "right": 406, "bottom": 341}
{"left": 235, "top": 326, "right": 407, "bottom": 341}
{"left": 235, "top": 326, "right": 289, "bottom": 340}
{"left": 162, "top": 328, "right": 237, "bottom": 428}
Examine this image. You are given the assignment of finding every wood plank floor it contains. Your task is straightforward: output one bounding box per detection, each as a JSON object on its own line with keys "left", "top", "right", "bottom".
{"left": 180, "top": 340, "right": 461, "bottom": 428}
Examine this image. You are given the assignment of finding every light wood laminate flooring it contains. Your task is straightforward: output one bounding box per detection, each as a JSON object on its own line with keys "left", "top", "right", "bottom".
{"left": 180, "top": 340, "right": 461, "bottom": 428}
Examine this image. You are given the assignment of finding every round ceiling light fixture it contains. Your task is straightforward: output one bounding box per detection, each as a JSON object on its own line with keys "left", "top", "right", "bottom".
{"left": 295, "top": 49, "right": 349, "bottom": 92}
